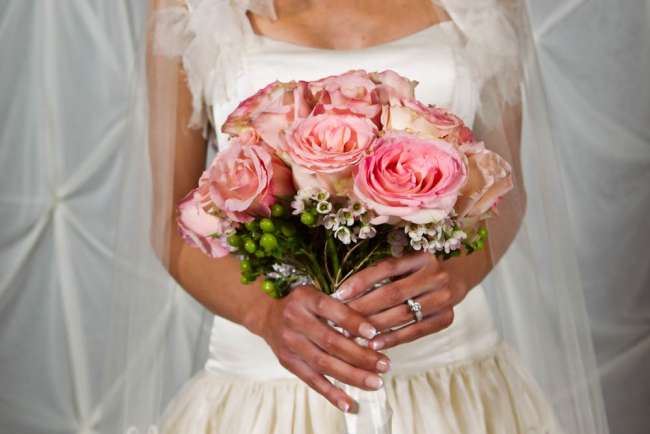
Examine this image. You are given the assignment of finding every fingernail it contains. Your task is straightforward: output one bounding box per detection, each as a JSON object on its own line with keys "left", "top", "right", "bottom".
{"left": 376, "top": 358, "right": 391, "bottom": 373}
{"left": 337, "top": 400, "right": 350, "bottom": 413}
{"left": 369, "top": 339, "right": 384, "bottom": 350}
{"left": 332, "top": 285, "right": 351, "bottom": 301}
{"left": 342, "top": 328, "right": 351, "bottom": 338}
{"left": 365, "top": 375, "right": 383, "bottom": 390}
{"left": 359, "top": 323, "right": 377, "bottom": 340}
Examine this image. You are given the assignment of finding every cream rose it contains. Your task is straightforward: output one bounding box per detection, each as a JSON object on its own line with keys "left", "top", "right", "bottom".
{"left": 383, "top": 99, "right": 474, "bottom": 145}
{"left": 455, "top": 142, "right": 514, "bottom": 219}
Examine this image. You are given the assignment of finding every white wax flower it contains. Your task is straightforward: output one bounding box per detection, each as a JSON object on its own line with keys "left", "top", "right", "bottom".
{"left": 335, "top": 226, "right": 353, "bottom": 244}
{"left": 358, "top": 225, "right": 377, "bottom": 239}
{"left": 316, "top": 200, "right": 333, "bottom": 214}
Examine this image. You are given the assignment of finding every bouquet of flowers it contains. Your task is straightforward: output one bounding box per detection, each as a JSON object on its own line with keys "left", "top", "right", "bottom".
{"left": 177, "top": 69, "right": 513, "bottom": 299}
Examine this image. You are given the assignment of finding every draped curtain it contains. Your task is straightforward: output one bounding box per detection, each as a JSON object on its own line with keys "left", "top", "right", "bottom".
{"left": 0, "top": 1, "right": 647, "bottom": 433}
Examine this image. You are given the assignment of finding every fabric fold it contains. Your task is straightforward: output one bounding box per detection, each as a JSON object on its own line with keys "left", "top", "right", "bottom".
{"left": 159, "top": 342, "right": 563, "bottom": 434}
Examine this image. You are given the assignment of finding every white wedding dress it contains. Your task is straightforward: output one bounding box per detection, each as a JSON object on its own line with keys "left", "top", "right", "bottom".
{"left": 157, "top": 4, "right": 563, "bottom": 434}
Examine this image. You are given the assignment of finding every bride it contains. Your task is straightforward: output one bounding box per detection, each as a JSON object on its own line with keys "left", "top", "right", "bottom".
{"left": 109, "top": 0, "right": 610, "bottom": 433}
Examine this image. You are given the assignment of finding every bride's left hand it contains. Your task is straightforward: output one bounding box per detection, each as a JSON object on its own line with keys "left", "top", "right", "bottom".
{"left": 332, "top": 252, "right": 469, "bottom": 350}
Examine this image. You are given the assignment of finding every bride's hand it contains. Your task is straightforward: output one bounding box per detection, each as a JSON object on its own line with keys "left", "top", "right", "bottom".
{"left": 259, "top": 284, "right": 391, "bottom": 413}
{"left": 334, "top": 252, "right": 469, "bottom": 350}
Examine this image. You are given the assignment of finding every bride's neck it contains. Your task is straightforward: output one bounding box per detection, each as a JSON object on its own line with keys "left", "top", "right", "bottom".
{"left": 247, "top": 0, "right": 449, "bottom": 50}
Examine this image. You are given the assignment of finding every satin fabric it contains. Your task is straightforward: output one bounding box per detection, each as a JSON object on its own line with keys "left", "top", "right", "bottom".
{"left": 161, "top": 343, "right": 561, "bottom": 434}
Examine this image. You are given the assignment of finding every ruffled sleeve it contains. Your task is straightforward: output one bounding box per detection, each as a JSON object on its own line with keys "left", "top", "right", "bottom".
{"left": 435, "top": 0, "right": 524, "bottom": 126}
{"left": 153, "top": 0, "right": 276, "bottom": 129}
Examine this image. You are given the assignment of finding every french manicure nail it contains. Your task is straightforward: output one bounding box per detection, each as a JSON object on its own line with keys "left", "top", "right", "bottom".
{"left": 338, "top": 400, "right": 350, "bottom": 413}
{"left": 369, "top": 339, "right": 384, "bottom": 350}
{"left": 376, "top": 358, "right": 391, "bottom": 373}
{"left": 365, "top": 375, "right": 383, "bottom": 390}
{"left": 332, "top": 286, "right": 350, "bottom": 301}
{"left": 359, "top": 323, "right": 377, "bottom": 340}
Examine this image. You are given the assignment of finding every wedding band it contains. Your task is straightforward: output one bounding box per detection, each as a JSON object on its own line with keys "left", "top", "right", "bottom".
{"left": 406, "top": 298, "right": 423, "bottom": 322}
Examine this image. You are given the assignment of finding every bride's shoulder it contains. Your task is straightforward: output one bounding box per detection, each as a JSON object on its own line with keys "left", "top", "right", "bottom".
{"left": 153, "top": 0, "right": 251, "bottom": 128}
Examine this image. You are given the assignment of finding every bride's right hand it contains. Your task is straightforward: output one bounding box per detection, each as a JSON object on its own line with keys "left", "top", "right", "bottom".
{"left": 258, "top": 284, "right": 391, "bottom": 413}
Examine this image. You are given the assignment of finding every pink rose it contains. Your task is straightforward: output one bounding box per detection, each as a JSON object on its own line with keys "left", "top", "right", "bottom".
{"left": 222, "top": 81, "right": 313, "bottom": 151}
{"left": 353, "top": 131, "right": 468, "bottom": 224}
{"left": 284, "top": 106, "right": 378, "bottom": 172}
{"left": 455, "top": 142, "right": 513, "bottom": 219}
{"left": 369, "top": 70, "right": 418, "bottom": 105}
{"left": 202, "top": 137, "right": 295, "bottom": 222}
{"left": 177, "top": 189, "right": 234, "bottom": 258}
{"left": 309, "top": 70, "right": 381, "bottom": 120}
{"left": 283, "top": 106, "right": 378, "bottom": 193}
{"left": 446, "top": 124, "right": 475, "bottom": 146}
{"left": 383, "top": 100, "right": 474, "bottom": 145}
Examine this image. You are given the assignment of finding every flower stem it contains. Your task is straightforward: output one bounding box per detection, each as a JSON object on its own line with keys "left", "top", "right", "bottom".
{"left": 299, "top": 249, "right": 331, "bottom": 294}
{"left": 326, "top": 232, "right": 341, "bottom": 287}
{"left": 338, "top": 242, "right": 384, "bottom": 285}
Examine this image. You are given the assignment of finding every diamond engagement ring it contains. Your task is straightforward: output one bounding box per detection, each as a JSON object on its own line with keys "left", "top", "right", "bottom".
{"left": 406, "top": 298, "right": 423, "bottom": 322}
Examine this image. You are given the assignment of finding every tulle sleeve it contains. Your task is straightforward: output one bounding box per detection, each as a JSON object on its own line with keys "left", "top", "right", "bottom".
{"left": 435, "top": 0, "right": 523, "bottom": 127}
{"left": 152, "top": 0, "right": 276, "bottom": 129}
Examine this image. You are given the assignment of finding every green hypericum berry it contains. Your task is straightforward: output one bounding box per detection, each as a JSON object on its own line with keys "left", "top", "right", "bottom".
{"left": 475, "top": 239, "right": 485, "bottom": 250}
{"left": 300, "top": 211, "right": 316, "bottom": 226}
{"left": 240, "top": 259, "right": 252, "bottom": 273}
{"left": 240, "top": 274, "right": 252, "bottom": 285}
{"left": 271, "top": 203, "right": 286, "bottom": 217}
{"left": 259, "top": 218, "right": 275, "bottom": 233}
{"left": 227, "top": 234, "right": 242, "bottom": 248}
{"left": 244, "top": 239, "right": 258, "bottom": 253}
{"left": 260, "top": 233, "right": 278, "bottom": 251}
{"left": 250, "top": 231, "right": 262, "bottom": 240}
{"left": 280, "top": 223, "right": 296, "bottom": 237}
{"left": 244, "top": 221, "right": 259, "bottom": 232}
{"left": 478, "top": 227, "right": 488, "bottom": 238}
{"left": 262, "top": 279, "right": 276, "bottom": 294}
{"left": 255, "top": 249, "right": 266, "bottom": 258}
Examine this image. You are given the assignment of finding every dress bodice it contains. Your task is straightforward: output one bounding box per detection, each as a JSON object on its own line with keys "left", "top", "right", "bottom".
{"left": 199, "top": 8, "right": 499, "bottom": 380}
{"left": 206, "top": 16, "right": 479, "bottom": 158}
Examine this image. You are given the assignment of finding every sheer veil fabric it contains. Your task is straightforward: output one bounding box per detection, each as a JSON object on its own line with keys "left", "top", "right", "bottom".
{"left": 104, "top": 0, "right": 610, "bottom": 433}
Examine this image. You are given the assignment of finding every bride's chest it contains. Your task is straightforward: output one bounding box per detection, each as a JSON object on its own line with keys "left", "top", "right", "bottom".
{"left": 209, "top": 22, "right": 478, "bottom": 150}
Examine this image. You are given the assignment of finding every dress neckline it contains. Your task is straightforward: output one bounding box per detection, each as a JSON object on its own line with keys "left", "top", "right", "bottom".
{"left": 248, "top": 19, "right": 454, "bottom": 54}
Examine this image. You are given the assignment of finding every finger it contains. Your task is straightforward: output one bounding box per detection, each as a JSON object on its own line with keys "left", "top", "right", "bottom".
{"left": 348, "top": 268, "right": 450, "bottom": 316}
{"left": 333, "top": 253, "right": 434, "bottom": 302}
{"left": 286, "top": 302, "right": 391, "bottom": 373}
{"left": 368, "top": 307, "right": 455, "bottom": 350}
{"left": 449, "top": 279, "right": 470, "bottom": 306}
{"left": 368, "top": 287, "right": 452, "bottom": 332}
{"left": 279, "top": 352, "right": 358, "bottom": 413}
{"left": 290, "top": 332, "right": 386, "bottom": 391}
{"left": 305, "top": 288, "right": 379, "bottom": 340}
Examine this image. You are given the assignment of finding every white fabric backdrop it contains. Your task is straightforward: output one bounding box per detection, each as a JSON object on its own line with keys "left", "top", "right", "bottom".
{"left": 0, "top": 1, "right": 647, "bottom": 433}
